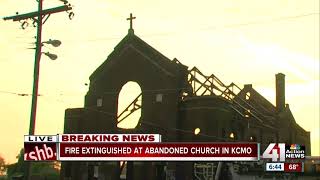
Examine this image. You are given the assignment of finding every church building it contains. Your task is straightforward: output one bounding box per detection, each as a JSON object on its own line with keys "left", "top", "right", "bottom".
{"left": 61, "top": 14, "right": 310, "bottom": 180}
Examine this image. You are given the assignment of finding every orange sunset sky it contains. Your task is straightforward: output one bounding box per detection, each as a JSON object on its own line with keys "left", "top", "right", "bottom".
{"left": 0, "top": 0, "right": 319, "bottom": 163}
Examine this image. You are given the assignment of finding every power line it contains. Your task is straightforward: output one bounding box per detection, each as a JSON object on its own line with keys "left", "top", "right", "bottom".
{"left": 208, "top": 12, "right": 319, "bottom": 29}
{"left": 4, "top": 12, "right": 318, "bottom": 51}
{"left": 0, "top": 84, "right": 216, "bottom": 96}
{"left": 60, "top": 12, "right": 319, "bottom": 43}
{"left": 63, "top": 106, "right": 274, "bottom": 145}
{"left": 0, "top": 90, "right": 34, "bottom": 97}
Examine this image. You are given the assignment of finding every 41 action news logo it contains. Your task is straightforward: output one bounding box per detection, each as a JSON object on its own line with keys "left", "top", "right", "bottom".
{"left": 262, "top": 143, "right": 305, "bottom": 162}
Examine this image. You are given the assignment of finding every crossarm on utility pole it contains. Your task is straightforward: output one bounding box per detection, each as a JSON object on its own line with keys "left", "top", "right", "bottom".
{"left": 3, "top": 5, "right": 72, "bottom": 21}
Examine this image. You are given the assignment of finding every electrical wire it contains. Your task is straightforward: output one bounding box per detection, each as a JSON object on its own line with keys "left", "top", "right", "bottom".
{"left": 0, "top": 87, "right": 277, "bottom": 144}
{"left": 60, "top": 12, "right": 319, "bottom": 43}
{"left": 0, "top": 90, "right": 32, "bottom": 97}
{"left": 0, "top": 85, "right": 225, "bottom": 96}
{"left": 69, "top": 105, "right": 275, "bottom": 145}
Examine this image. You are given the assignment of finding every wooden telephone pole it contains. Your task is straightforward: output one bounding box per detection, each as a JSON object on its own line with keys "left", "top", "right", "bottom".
{"left": 3, "top": 1, "right": 73, "bottom": 179}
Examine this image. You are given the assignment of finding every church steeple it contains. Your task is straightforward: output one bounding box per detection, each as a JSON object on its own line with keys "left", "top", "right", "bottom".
{"left": 127, "top": 13, "right": 136, "bottom": 34}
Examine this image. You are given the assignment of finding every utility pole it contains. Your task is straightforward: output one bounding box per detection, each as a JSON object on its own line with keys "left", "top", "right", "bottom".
{"left": 3, "top": 1, "right": 73, "bottom": 179}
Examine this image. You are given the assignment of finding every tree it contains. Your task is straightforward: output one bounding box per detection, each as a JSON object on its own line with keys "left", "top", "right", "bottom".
{"left": 0, "top": 155, "right": 6, "bottom": 176}
{"left": 6, "top": 149, "right": 25, "bottom": 178}
{"left": 6, "top": 148, "right": 59, "bottom": 179}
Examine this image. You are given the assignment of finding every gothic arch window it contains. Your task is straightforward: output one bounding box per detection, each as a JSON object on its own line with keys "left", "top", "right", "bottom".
{"left": 117, "top": 81, "right": 142, "bottom": 129}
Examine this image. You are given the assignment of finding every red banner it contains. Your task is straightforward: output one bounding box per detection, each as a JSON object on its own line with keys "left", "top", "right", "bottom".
{"left": 58, "top": 143, "right": 259, "bottom": 161}
{"left": 284, "top": 162, "right": 303, "bottom": 172}
{"left": 24, "top": 143, "right": 57, "bottom": 161}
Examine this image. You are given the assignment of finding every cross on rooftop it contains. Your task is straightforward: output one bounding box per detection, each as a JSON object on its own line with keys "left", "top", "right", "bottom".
{"left": 127, "top": 13, "right": 136, "bottom": 32}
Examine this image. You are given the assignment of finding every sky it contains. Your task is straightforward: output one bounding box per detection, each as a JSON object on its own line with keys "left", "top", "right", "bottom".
{"left": 0, "top": 0, "right": 319, "bottom": 163}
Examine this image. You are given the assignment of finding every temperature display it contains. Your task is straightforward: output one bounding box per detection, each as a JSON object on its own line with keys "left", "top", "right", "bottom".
{"left": 284, "top": 162, "right": 303, "bottom": 172}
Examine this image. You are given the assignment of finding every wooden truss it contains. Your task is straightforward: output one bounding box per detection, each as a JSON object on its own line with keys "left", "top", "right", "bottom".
{"left": 187, "top": 66, "right": 275, "bottom": 128}
{"left": 117, "top": 93, "right": 142, "bottom": 125}
{"left": 116, "top": 66, "right": 275, "bottom": 129}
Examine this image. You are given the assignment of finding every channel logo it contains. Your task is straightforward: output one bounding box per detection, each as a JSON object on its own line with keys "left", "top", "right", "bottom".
{"left": 262, "top": 143, "right": 305, "bottom": 162}
{"left": 24, "top": 143, "right": 57, "bottom": 161}
{"left": 285, "top": 144, "right": 305, "bottom": 159}
{"left": 290, "top": 144, "right": 302, "bottom": 150}
{"left": 262, "top": 143, "right": 285, "bottom": 162}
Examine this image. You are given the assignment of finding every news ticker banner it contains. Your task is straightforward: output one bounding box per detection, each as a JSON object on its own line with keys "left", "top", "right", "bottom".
{"left": 59, "top": 143, "right": 258, "bottom": 161}
{"left": 24, "top": 134, "right": 259, "bottom": 161}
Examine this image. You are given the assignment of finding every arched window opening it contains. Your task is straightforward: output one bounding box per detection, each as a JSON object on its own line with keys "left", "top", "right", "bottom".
{"left": 117, "top": 81, "right": 142, "bottom": 129}
{"left": 246, "top": 92, "right": 251, "bottom": 100}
